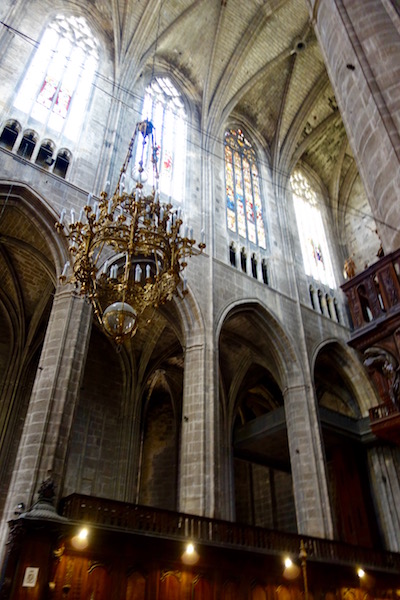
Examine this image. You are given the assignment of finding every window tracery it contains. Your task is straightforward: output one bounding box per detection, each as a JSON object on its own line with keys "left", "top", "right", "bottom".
{"left": 290, "top": 170, "right": 335, "bottom": 288}
{"left": 14, "top": 15, "right": 99, "bottom": 140}
{"left": 137, "top": 76, "right": 186, "bottom": 202}
{"left": 224, "top": 128, "right": 266, "bottom": 249}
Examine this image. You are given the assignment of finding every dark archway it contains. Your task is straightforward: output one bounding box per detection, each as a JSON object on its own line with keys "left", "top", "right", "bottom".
{"left": 64, "top": 300, "right": 184, "bottom": 509}
{"left": 314, "top": 342, "right": 381, "bottom": 548}
{"left": 0, "top": 183, "right": 59, "bottom": 519}
{"left": 219, "top": 304, "right": 297, "bottom": 532}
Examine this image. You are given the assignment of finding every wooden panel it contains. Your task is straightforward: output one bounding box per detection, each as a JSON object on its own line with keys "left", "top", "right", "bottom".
{"left": 330, "top": 445, "right": 374, "bottom": 547}
{"left": 51, "top": 555, "right": 111, "bottom": 600}
{"left": 159, "top": 570, "right": 181, "bottom": 600}
{"left": 126, "top": 571, "right": 147, "bottom": 600}
{"left": 251, "top": 584, "right": 267, "bottom": 600}
{"left": 52, "top": 554, "right": 84, "bottom": 600}
{"left": 10, "top": 532, "right": 52, "bottom": 600}
{"left": 222, "top": 580, "right": 241, "bottom": 600}
{"left": 192, "top": 575, "right": 212, "bottom": 600}
{"left": 275, "top": 586, "right": 292, "bottom": 600}
{"left": 85, "top": 563, "right": 110, "bottom": 600}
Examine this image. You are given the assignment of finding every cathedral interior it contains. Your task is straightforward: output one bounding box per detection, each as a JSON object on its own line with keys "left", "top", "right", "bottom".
{"left": 1, "top": 0, "right": 400, "bottom": 598}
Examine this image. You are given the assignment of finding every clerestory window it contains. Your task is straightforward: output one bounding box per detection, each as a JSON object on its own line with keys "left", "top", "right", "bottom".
{"left": 224, "top": 128, "right": 266, "bottom": 249}
{"left": 290, "top": 170, "right": 335, "bottom": 288}
{"left": 137, "top": 76, "right": 186, "bottom": 202}
{"left": 14, "top": 15, "right": 99, "bottom": 140}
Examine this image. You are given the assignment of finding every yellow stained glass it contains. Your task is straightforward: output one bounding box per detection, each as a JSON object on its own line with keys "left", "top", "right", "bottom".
{"left": 224, "top": 129, "right": 265, "bottom": 247}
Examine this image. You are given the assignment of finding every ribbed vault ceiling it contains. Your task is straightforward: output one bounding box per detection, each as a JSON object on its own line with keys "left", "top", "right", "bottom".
{"left": 90, "top": 0, "right": 359, "bottom": 221}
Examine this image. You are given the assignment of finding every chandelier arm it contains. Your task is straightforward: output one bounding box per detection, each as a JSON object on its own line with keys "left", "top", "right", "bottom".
{"left": 148, "top": 241, "right": 160, "bottom": 277}
{"left": 122, "top": 204, "right": 139, "bottom": 304}
{"left": 138, "top": 129, "right": 148, "bottom": 175}
{"left": 150, "top": 128, "right": 159, "bottom": 183}
{"left": 114, "top": 122, "right": 140, "bottom": 196}
{"left": 90, "top": 238, "right": 107, "bottom": 271}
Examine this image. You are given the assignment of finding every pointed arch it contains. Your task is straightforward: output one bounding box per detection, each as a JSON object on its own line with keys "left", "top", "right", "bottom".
{"left": 218, "top": 300, "right": 304, "bottom": 530}
{"left": 0, "top": 181, "right": 64, "bottom": 521}
{"left": 13, "top": 14, "right": 99, "bottom": 140}
{"left": 290, "top": 169, "right": 336, "bottom": 288}
{"left": 312, "top": 339, "right": 380, "bottom": 416}
{"left": 224, "top": 127, "right": 266, "bottom": 248}
{"left": 136, "top": 75, "right": 187, "bottom": 203}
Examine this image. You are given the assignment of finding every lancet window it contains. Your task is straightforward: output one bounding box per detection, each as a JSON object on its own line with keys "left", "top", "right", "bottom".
{"left": 14, "top": 15, "right": 99, "bottom": 140}
{"left": 224, "top": 128, "right": 266, "bottom": 249}
{"left": 137, "top": 76, "right": 186, "bottom": 202}
{"left": 290, "top": 170, "right": 335, "bottom": 288}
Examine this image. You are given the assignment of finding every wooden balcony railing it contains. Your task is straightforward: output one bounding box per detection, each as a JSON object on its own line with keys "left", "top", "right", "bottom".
{"left": 59, "top": 494, "right": 400, "bottom": 574}
{"left": 369, "top": 402, "right": 400, "bottom": 422}
{"left": 341, "top": 249, "right": 400, "bottom": 332}
{"left": 369, "top": 403, "right": 400, "bottom": 444}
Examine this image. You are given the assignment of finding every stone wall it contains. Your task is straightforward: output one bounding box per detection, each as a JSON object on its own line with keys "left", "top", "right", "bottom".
{"left": 1, "top": 0, "right": 400, "bottom": 565}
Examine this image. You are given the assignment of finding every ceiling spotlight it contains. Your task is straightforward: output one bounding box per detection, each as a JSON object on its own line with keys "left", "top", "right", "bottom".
{"left": 357, "top": 568, "right": 365, "bottom": 579}
{"left": 283, "top": 556, "right": 301, "bottom": 580}
{"left": 181, "top": 542, "right": 199, "bottom": 565}
{"left": 284, "top": 557, "right": 293, "bottom": 568}
{"left": 186, "top": 543, "right": 194, "bottom": 555}
{"left": 71, "top": 527, "right": 89, "bottom": 550}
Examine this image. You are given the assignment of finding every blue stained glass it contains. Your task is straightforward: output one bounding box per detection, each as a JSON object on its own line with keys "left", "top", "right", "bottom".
{"left": 224, "top": 128, "right": 265, "bottom": 248}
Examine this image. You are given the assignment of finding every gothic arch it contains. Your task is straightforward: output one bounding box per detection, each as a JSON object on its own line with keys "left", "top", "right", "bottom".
{"left": 0, "top": 180, "right": 67, "bottom": 275}
{"left": 17, "top": 7, "right": 111, "bottom": 76}
{"left": 217, "top": 299, "right": 304, "bottom": 396}
{"left": 0, "top": 181, "right": 63, "bottom": 518}
{"left": 218, "top": 300, "right": 303, "bottom": 529}
{"left": 137, "top": 60, "right": 200, "bottom": 121}
{"left": 312, "top": 338, "right": 379, "bottom": 416}
{"left": 312, "top": 338, "right": 382, "bottom": 547}
{"left": 64, "top": 284, "right": 204, "bottom": 507}
{"left": 165, "top": 280, "right": 206, "bottom": 346}
{"left": 222, "top": 114, "right": 273, "bottom": 171}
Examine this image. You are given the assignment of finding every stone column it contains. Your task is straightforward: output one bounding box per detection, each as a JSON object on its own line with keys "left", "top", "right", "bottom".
{"left": 309, "top": 0, "right": 400, "bottom": 251}
{"left": 178, "top": 333, "right": 212, "bottom": 516}
{"left": 284, "top": 384, "right": 334, "bottom": 538}
{"left": 368, "top": 445, "right": 400, "bottom": 551}
{"left": 0, "top": 287, "right": 92, "bottom": 560}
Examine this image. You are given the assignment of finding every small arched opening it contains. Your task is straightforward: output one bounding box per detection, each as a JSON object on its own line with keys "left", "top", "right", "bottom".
{"left": 17, "top": 129, "right": 38, "bottom": 160}
{"left": 0, "top": 120, "right": 21, "bottom": 150}
{"left": 35, "top": 139, "right": 55, "bottom": 168}
{"left": 53, "top": 148, "right": 71, "bottom": 178}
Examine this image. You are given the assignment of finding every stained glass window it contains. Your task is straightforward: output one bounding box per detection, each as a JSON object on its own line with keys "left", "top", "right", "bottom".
{"left": 290, "top": 170, "right": 336, "bottom": 288}
{"left": 224, "top": 129, "right": 266, "bottom": 248}
{"left": 14, "top": 15, "right": 99, "bottom": 140}
{"left": 136, "top": 77, "right": 186, "bottom": 202}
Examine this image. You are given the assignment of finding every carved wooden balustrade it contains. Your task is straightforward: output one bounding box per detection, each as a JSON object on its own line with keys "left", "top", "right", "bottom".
{"left": 341, "top": 249, "right": 400, "bottom": 333}
{"left": 341, "top": 249, "right": 400, "bottom": 442}
{"left": 369, "top": 402, "right": 400, "bottom": 444}
{"left": 59, "top": 493, "right": 400, "bottom": 575}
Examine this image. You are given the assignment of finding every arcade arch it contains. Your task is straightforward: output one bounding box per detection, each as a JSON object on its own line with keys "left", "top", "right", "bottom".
{"left": 0, "top": 182, "right": 62, "bottom": 518}
{"left": 63, "top": 291, "right": 201, "bottom": 510}
{"left": 313, "top": 341, "right": 382, "bottom": 547}
{"left": 218, "top": 302, "right": 303, "bottom": 532}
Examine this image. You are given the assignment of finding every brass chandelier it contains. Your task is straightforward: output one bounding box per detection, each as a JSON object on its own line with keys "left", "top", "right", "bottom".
{"left": 56, "top": 120, "right": 205, "bottom": 345}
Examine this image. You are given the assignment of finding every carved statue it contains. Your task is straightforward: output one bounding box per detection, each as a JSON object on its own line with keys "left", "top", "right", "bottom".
{"left": 364, "top": 347, "right": 400, "bottom": 410}
{"left": 37, "top": 477, "right": 56, "bottom": 504}
{"left": 344, "top": 256, "right": 356, "bottom": 279}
